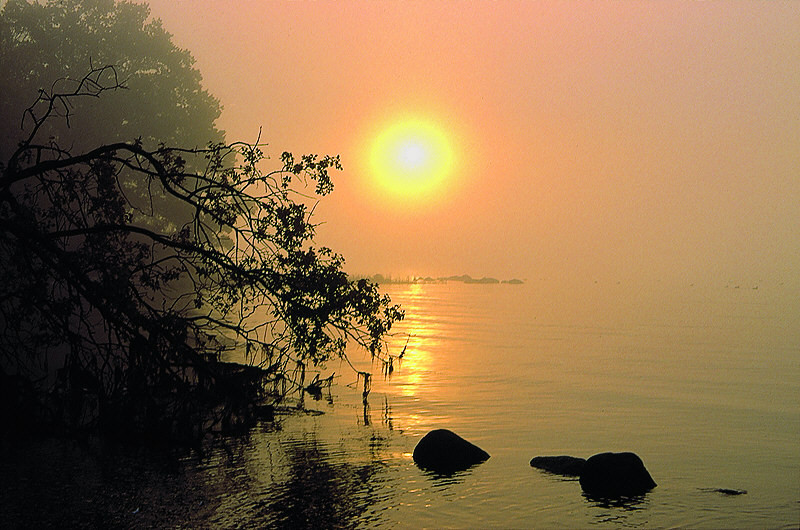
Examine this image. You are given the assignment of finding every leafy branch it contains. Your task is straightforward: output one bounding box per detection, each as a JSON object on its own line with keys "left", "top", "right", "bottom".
{"left": 0, "top": 66, "right": 403, "bottom": 440}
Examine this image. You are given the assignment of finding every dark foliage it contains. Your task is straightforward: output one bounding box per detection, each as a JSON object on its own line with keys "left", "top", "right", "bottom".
{"left": 0, "top": 0, "right": 403, "bottom": 443}
{"left": 0, "top": 0, "right": 223, "bottom": 161}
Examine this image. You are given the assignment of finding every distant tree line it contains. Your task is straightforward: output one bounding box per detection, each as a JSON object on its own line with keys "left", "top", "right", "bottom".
{"left": 365, "top": 274, "right": 524, "bottom": 285}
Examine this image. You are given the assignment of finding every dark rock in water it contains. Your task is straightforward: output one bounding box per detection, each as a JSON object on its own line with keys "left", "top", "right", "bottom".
{"left": 715, "top": 488, "right": 747, "bottom": 496}
{"left": 530, "top": 455, "right": 586, "bottom": 477}
{"left": 579, "top": 452, "right": 656, "bottom": 497}
{"left": 413, "top": 429, "right": 490, "bottom": 473}
{"left": 701, "top": 487, "right": 747, "bottom": 496}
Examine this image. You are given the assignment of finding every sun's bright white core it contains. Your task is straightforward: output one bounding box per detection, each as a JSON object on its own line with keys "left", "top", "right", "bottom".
{"left": 396, "top": 141, "right": 429, "bottom": 169}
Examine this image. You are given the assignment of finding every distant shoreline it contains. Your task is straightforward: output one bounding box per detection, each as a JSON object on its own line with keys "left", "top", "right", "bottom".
{"left": 355, "top": 274, "right": 525, "bottom": 285}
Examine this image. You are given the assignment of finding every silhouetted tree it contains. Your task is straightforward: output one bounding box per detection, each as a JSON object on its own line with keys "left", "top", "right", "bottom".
{"left": 1, "top": 67, "right": 403, "bottom": 440}
{"left": 0, "top": 0, "right": 223, "bottom": 162}
{"left": 1, "top": 0, "right": 229, "bottom": 239}
{"left": 0, "top": 1, "right": 403, "bottom": 442}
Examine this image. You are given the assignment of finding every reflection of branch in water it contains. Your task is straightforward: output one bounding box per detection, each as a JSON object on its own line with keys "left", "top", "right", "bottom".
{"left": 358, "top": 395, "right": 395, "bottom": 431}
{"left": 261, "top": 434, "right": 385, "bottom": 527}
{"left": 382, "top": 397, "right": 393, "bottom": 431}
{"left": 361, "top": 398, "right": 371, "bottom": 426}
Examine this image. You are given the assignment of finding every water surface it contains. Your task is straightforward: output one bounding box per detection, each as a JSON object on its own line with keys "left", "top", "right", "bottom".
{"left": 2, "top": 280, "right": 798, "bottom": 528}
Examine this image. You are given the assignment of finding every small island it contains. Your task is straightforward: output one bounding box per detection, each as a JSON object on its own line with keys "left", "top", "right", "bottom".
{"left": 361, "top": 274, "right": 525, "bottom": 285}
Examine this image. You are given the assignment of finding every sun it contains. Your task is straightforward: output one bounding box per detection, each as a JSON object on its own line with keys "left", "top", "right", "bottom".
{"left": 369, "top": 118, "right": 455, "bottom": 202}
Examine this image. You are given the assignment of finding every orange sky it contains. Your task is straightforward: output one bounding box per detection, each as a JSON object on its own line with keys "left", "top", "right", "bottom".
{"left": 140, "top": 0, "right": 799, "bottom": 286}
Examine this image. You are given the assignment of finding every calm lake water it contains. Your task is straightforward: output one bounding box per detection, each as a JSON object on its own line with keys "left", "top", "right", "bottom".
{"left": 2, "top": 280, "right": 798, "bottom": 528}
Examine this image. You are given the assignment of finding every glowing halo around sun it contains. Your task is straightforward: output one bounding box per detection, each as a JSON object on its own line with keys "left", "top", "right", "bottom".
{"left": 368, "top": 118, "right": 455, "bottom": 204}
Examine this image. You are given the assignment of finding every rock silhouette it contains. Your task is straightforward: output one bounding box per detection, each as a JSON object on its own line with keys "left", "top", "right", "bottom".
{"left": 579, "top": 452, "right": 657, "bottom": 497}
{"left": 413, "top": 429, "right": 490, "bottom": 473}
{"left": 529, "top": 455, "right": 587, "bottom": 477}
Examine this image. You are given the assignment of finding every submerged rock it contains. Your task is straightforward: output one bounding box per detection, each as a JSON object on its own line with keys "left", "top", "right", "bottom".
{"left": 413, "top": 429, "right": 490, "bottom": 473}
{"left": 529, "top": 455, "right": 586, "bottom": 477}
{"left": 579, "top": 452, "right": 656, "bottom": 497}
{"left": 715, "top": 488, "right": 747, "bottom": 495}
{"left": 700, "top": 487, "right": 748, "bottom": 496}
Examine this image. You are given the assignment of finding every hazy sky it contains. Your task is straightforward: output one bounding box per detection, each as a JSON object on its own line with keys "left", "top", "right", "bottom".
{"left": 140, "top": 0, "right": 799, "bottom": 285}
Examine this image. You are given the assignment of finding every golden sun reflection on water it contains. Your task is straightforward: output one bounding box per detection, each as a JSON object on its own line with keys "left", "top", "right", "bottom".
{"left": 358, "top": 283, "right": 481, "bottom": 437}
{"left": 381, "top": 284, "right": 445, "bottom": 398}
